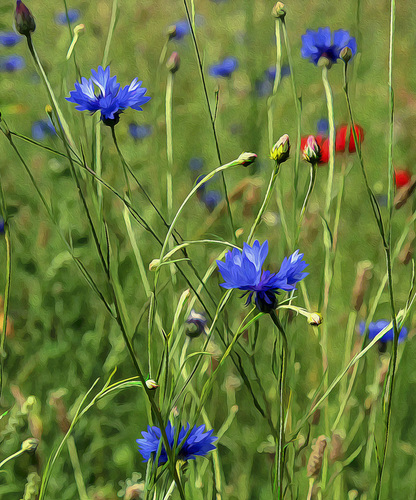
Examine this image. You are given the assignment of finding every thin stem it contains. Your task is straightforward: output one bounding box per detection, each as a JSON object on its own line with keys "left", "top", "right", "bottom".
{"left": 166, "top": 71, "right": 174, "bottom": 218}
{"left": 247, "top": 164, "right": 280, "bottom": 244}
{"left": 322, "top": 65, "right": 335, "bottom": 222}
{"left": 270, "top": 310, "right": 288, "bottom": 500}
{"left": 182, "top": 0, "right": 236, "bottom": 241}
{"left": 296, "top": 163, "right": 317, "bottom": 245}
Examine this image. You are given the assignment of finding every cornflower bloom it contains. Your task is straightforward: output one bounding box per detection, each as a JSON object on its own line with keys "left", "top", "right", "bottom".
{"left": 301, "top": 28, "right": 357, "bottom": 66}
{"left": 209, "top": 57, "right": 238, "bottom": 78}
{"left": 359, "top": 320, "right": 408, "bottom": 343}
{"left": 66, "top": 66, "right": 150, "bottom": 126}
{"left": 55, "top": 9, "right": 81, "bottom": 25}
{"left": 0, "top": 55, "right": 25, "bottom": 72}
{"left": 32, "top": 120, "right": 56, "bottom": 141}
{"left": 128, "top": 123, "right": 152, "bottom": 140}
{"left": 202, "top": 190, "right": 222, "bottom": 212}
{"left": 216, "top": 240, "right": 308, "bottom": 312}
{"left": 0, "top": 31, "right": 22, "bottom": 47}
{"left": 137, "top": 422, "right": 216, "bottom": 466}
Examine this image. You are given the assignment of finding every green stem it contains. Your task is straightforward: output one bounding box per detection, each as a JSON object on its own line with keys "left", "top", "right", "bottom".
{"left": 270, "top": 310, "right": 288, "bottom": 500}
{"left": 166, "top": 71, "right": 174, "bottom": 218}
{"left": 267, "top": 20, "right": 282, "bottom": 149}
{"left": 321, "top": 65, "right": 335, "bottom": 221}
{"left": 296, "top": 162, "right": 317, "bottom": 245}
{"left": 247, "top": 164, "right": 280, "bottom": 244}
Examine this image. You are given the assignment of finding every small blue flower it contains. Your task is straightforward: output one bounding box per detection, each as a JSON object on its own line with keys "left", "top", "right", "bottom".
{"left": 216, "top": 240, "right": 308, "bottom": 312}
{"left": 317, "top": 118, "right": 329, "bottom": 135}
{"left": 359, "top": 320, "right": 408, "bottom": 343}
{"left": 301, "top": 27, "right": 357, "bottom": 66}
{"left": 32, "top": 120, "right": 56, "bottom": 141}
{"left": 128, "top": 123, "right": 152, "bottom": 140}
{"left": 0, "top": 219, "right": 4, "bottom": 234}
{"left": 137, "top": 422, "right": 216, "bottom": 466}
{"left": 0, "top": 31, "right": 22, "bottom": 47}
{"left": 202, "top": 190, "right": 221, "bottom": 212}
{"left": 171, "top": 20, "right": 190, "bottom": 40}
{"left": 265, "top": 65, "right": 290, "bottom": 82}
{"left": 209, "top": 57, "right": 238, "bottom": 78}
{"left": 0, "top": 55, "right": 25, "bottom": 72}
{"left": 55, "top": 9, "right": 81, "bottom": 25}
{"left": 66, "top": 66, "right": 151, "bottom": 126}
{"left": 189, "top": 157, "right": 204, "bottom": 172}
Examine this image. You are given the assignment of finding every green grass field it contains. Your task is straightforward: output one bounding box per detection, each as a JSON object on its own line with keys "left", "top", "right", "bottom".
{"left": 0, "top": 0, "right": 416, "bottom": 499}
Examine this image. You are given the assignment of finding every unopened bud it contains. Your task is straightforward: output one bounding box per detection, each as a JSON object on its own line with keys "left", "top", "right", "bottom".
{"left": 272, "top": 2, "right": 286, "bottom": 19}
{"left": 340, "top": 47, "right": 353, "bottom": 63}
{"left": 307, "top": 312, "right": 323, "bottom": 326}
{"left": 166, "top": 25, "right": 177, "bottom": 40}
{"left": 270, "top": 134, "right": 290, "bottom": 164}
{"left": 167, "top": 51, "right": 180, "bottom": 73}
{"left": 307, "top": 435, "right": 327, "bottom": 478}
{"left": 145, "top": 379, "right": 159, "bottom": 390}
{"left": 149, "top": 259, "right": 160, "bottom": 271}
{"left": 15, "top": 0, "right": 36, "bottom": 37}
{"left": 302, "top": 135, "right": 321, "bottom": 164}
{"left": 238, "top": 152, "right": 257, "bottom": 167}
{"left": 21, "top": 437, "right": 39, "bottom": 454}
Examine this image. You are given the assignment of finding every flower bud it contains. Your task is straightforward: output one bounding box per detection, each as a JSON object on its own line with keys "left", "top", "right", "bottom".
{"left": 272, "top": 2, "right": 286, "bottom": 19}
{"left": 21, "top": 437, "right": 39, "bottom": 454}
{"left": 15, "top": 0, "right": 36, "bottom": 37}
{"left": 166, "top": 25, "right": 177, "bottom": 40}
{"left": 307, "top": 312, "right": 323, "bottom": 326}
{"left": 237, "top": 152, "right": 257, "bottom": 167}
{"left": 148, "top": 259, "right": 160, "bottom": 271}
{"left": 307, "top": 435, "right": 327, "bottom": 478}
{"left": 145, "top": 379, "right": 159, "bottom": 390}
{"left": 302, "top": 135, "right": 321, "bottom": 164}
{"left": 340, "top": 47, "right": 353, "bottom": 63}
{"left": 270, "top": 134, "right": 290, "bottom": 164}
{"left": 185, "top": 309, "right": 208, "bottom": 338}
{"left": 167, "top": 51, "right": 180, "bottom": 73}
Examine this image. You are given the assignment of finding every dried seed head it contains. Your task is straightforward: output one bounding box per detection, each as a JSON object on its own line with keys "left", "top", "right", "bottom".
{"left": 307, "top": 435, "right": 327, "bottom": 477}
{"left": 329, "top": 431, "right": 344, "bottom": 463}
{"left": 351, "top": 260, "right": 373, "bottom": 311}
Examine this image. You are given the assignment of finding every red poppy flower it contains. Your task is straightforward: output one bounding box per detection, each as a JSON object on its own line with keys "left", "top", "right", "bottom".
{"left": 335, "top": 124, "right": 364, "bottom": 153}
{"left": 395, "top": 169, "right": 411, "bottom": 188}
{"left": 300, "top": 135, "right": 329, "bottom": 164}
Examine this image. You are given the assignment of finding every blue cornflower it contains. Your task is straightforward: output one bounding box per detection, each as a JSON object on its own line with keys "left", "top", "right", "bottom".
{"left": 301, "top": 27, "right": 357, "bottom": 66}
{"left": 55, "top": 9, "right": 81, "bottom": 25}
{"left": 359, "top": 320, "right": 408, "bottom": 343}
{"left": 128, "top": 123, "right": 152, "bottom": 140}
{"left": 66, "top": 66, "right": 150, "bottom": 126}
{"left": 266, "top": 65, "right": 291, "bottom": 82}
{"left": 32, "top": 120, "right": 56, "bottom": 141}
{"left": 137, "top": 422, "right": 216, "bottom": 466}
{"left": 216, "top": 240, "right": 308, "bottom": 312}
{"left": 0, "top": 55, "right": 25, "bottom": 72}
{"left": 202, "top": 190, "right": 222, "bottom": 212}
{"left": 317, "top": 118, "right": 329, "bottom": 135}
{"left": 0, "top": 219, "right": 4, "bottom": 234}
{"left": 189, "top": 157, "right": 204, "bottom": 172}
{"left": 171, "top": 20, "right": 190, "bottom": 40}
{"left": 209, "top": 57, "right": 238, "bottom": 78}
{"left": 0, "top": 31, "right": 22, "bottom": 47}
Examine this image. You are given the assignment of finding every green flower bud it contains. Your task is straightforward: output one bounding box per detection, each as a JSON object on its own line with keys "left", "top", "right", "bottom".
{"left": 302, "top": 135, "right": 321, "bottom": 164}
{"left": 21, "top": 438, "right": 39, "bottom": 454}
{"left": 270, "top": 134, "right": 290, "bottom": 164}
{"left": 340, "top": 47, "right": 352, "bottom": 63}
{"left": 237, "top": 152, "right": 257, "bottom": 167}
{"left": 272, "top": 2, "right": 286, "bottom": 19}
{"left": 167, "top": 51, "right": 180, "bottom": 74}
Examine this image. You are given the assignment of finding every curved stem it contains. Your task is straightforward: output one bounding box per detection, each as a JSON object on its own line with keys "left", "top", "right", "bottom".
{"left": 296, "top": 163, "right": 317, "bottom": 245}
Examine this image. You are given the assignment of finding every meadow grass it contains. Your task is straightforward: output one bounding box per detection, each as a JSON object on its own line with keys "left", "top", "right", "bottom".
{"left": 0, "top": 0, "right": 416, "bottom": 499}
